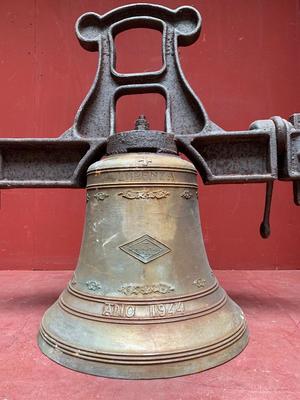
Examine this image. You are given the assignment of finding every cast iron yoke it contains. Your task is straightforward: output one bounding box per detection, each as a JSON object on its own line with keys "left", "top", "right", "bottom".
{"left": 0, "top": 4, "right": 299, "bottom": 233}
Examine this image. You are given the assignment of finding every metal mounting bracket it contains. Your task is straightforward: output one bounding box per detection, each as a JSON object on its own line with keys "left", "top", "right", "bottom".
{"left": 0, "top": 3, "right": 298, "bottom": 234}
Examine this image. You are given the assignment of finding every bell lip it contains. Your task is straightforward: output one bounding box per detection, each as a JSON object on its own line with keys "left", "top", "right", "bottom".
{"left": 37, "top": 327, "right": 249, "bottom": 379}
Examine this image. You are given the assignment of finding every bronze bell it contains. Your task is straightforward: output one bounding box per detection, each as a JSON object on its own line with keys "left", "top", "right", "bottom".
{"left": 38, "top": 118, "right": 248, "bottom": 379}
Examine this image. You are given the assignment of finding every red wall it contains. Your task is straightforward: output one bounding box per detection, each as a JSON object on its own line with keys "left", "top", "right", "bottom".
{"left": 0, "top": 0, "right": 299, "bottom": 270}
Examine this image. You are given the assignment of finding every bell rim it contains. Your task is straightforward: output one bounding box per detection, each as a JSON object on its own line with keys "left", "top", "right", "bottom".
{"left": 37, "top": 326, "right": 249, "bottom": 379}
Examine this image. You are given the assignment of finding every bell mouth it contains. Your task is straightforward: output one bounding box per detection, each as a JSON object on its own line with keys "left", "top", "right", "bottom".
{"left": 38, "top": 295, "right": 248, "bottom": 379}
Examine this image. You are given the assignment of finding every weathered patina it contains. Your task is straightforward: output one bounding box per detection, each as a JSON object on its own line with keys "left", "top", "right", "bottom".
{"left": 39, "top": 136, "right": 249, "bottom": 378}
